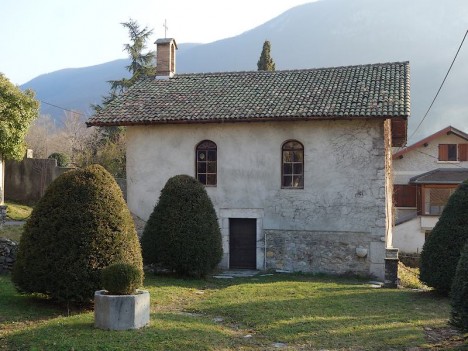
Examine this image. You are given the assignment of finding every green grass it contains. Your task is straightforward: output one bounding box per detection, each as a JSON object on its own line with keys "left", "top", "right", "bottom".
{"left": 4, "top": 201, "right": 33, "bottom": 221}
{"left": 0, "top": 273, "right": 464, "bottom": 350}
{"left": 0, "top": 224, "right": 23, "bottom": 242}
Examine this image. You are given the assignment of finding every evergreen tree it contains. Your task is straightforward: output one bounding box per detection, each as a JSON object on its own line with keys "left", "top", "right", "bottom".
{"left": 94, "top": 19, "right": 155, "bottom": 111}
{"left": 420, "top": 179, "right": 468, "bottom": 294}
{"left": 108, "top": 19, "right": 156, "bottom": 97}
{"left": 90, "top": 19, "right": 155, "bottom": 177}
{"left": 450, "top": 242, "right": 468, "bottom": 331}
{"left": 257, "top": 40, "right": 276, "bottom": 71}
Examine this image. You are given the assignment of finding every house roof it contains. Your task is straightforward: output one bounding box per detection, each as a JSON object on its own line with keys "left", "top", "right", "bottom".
{"left": 393, "top": 126, "right": 468, "bottom": 159}
{"left": 87, "top": 61, "right": 410, "bottom": 127}
{"left": 410, "top": 168, "right": 468, "bottom": 184}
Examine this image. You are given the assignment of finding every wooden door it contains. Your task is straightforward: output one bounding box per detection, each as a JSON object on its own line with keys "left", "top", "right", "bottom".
{"left": 229, "top": 218, "right": 256, "bottom": 269}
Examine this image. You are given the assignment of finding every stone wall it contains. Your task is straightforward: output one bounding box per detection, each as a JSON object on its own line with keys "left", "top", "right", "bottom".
{"left": 0, "top": 238, "right": 17, "bottom": 274}
{"left": 5, "top": 158, "right": 74, "bottom": 203}
{"left": 0, "top": 206, "right": 6, "bottom": 227}
{"left": 265, "top": 230, "right": 372, "bottom": 276}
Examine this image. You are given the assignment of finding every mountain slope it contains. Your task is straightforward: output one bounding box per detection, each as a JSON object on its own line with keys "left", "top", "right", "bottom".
{"left": 22, "top": 0, "right": 468, "bottom": 140}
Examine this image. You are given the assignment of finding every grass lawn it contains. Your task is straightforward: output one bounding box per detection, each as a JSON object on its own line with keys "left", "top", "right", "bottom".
{"left": 0, "top": 273, "right": 465, "bottom": 351}
{"left": 4, "top": 201, "right": 33, "bottom": 221}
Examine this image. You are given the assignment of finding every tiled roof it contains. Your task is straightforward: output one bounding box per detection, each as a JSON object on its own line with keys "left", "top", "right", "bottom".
{"left": 410, "top": 168, "right": 468, "bottom": 184}
{"left": 87, "top": 61, "right": 410, "bottom": 126}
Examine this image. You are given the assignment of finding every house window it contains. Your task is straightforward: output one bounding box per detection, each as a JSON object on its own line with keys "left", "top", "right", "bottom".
{"left": 393, "top": 184, "right": 417, "bottom": 207}
{"left": 282, "top": 140, "right": 304, "bottom": 189}
{"left": 423, "top": 187, "right": 456, "bottom": 215}
{"left": 439, "top": 144, "right": 457, "bottom": 161}
{"left": 196, "top": 140, "right": 217, "bottom": 186}
{"left": 459, "top": 144, "right": 468, "bottom": 161}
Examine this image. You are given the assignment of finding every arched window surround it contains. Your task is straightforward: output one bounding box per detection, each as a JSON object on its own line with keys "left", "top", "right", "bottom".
{"left": 195, "top": 140, "right": 217, "bottom": 186}
{"left": 281, "top": 140, "right": 304, "bottom": 189}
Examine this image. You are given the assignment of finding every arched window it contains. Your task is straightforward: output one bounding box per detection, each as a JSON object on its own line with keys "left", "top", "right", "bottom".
{"left": 282, "top": 140, "right": 304, "bottom": 189}
{"left": 196, "top": 140, "right": 217, "bottom": 186}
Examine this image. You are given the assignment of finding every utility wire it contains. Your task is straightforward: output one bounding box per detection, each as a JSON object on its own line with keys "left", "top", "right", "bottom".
{"left": 39, "top": 100, "right": 90, "bottom": 118}
{"left": 409, "top": 29, "right": 468, "bottom": 141}
{"left": 415, "top": 149, "right": 467, "bottom": 169}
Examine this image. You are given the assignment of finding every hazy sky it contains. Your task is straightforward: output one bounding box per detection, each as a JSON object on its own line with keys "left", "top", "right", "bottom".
{"left": 1, "top": 0, "right": 315, "bottom": 85}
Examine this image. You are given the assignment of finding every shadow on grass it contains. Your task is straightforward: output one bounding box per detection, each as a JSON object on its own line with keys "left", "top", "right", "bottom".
{"left": 0, "top": 275, "right": 66, "bottom": 325}
{"left": 190, "top": 282, "right": 452, "bottom": 350}
{"left": 2, "top": 312, "right": 245, "bottom": 351}
{"left": 0, "top": 274, "right": 454, "bottom": 350}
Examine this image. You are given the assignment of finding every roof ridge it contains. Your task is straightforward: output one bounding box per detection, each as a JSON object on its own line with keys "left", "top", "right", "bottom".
{"left": 162, "top": 61, "right": 410, "bottom": 78}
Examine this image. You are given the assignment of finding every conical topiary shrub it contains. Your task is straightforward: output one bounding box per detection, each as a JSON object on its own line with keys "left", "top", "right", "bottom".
{"left": 12, "top": 164, "right": 143, "bottom": 303}
{"left": 420, "top": 179, "right": 468, "bottom": 295}
{"left": 141, "top": 174, "right": 222, "bottom": 277}
{"left": 450, "top": 242, "right": 468, "bottom": 331}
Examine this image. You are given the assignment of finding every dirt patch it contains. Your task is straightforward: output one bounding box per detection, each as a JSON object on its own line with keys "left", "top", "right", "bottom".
{"left": 407, "top": 326, "right": 467, "bottom": 350}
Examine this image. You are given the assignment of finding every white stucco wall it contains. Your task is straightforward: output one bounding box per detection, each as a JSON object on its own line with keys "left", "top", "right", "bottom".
{"left": 393, "top": 217, "right": 426, "bottom": 253}
{"left": 127, "top": 119, "right": 389, "bottom": 279}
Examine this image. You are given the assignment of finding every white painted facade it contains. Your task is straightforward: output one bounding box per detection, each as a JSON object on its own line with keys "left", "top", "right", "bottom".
{"left": 393, "top": 131, "right": 468, "bottom": 253}
{"left": 126, "top": 119, "right": 392, "bottom": 279}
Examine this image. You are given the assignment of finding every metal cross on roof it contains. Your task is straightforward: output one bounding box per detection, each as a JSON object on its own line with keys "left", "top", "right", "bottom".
{"left": 163, "top": 19, "right": 168, "bottom": 38}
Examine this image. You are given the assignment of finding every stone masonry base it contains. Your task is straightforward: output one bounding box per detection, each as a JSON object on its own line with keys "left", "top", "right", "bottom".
{"left": 265, "top": 230, "right": 384, "bottom": 278}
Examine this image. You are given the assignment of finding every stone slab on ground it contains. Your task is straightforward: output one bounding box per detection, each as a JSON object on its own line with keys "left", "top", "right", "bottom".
{"left": 213, "top": 270, "right": 259, "bottom": 278}
{"left": 3, "top": 220, "right": 25, "bottom": 226}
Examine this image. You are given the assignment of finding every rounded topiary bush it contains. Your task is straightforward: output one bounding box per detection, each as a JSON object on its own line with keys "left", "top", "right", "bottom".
{"left": 48, "top": 152, "right": 70, "bottom": 167}
{"left": 450, "top": 242, "right": 468, "bottom": 331}
{"left": 141, "top": 174, "right": 222, "bottom": 277}
{"left": 420, "top": 179, "right": 468, "bottom": 295}
{"left": 101, "top": 263, "right": 143, "bottom": 295}
{"left": 12, "top": 164, "right": 143, "bottom": 303}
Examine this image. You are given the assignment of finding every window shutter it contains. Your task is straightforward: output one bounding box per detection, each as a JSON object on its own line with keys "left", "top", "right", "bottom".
{"left": 438, "top": 144, "right": 449, "bottom": 161}
{"left": 394, "top": 185, "right": 417, "bottom": 207}
{"left": 458, "top": 144, "right": 468, "bottom": 161}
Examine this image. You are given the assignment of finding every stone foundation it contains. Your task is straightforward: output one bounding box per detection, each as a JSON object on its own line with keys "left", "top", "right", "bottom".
{"left": 0, "top": 237, "right": 18, "bottom": 274}
{"left": 0, "top": 206, "right": 6, "bottom": 228}
{"left": 265, "top": 230, "right": 380, "bottom": 277}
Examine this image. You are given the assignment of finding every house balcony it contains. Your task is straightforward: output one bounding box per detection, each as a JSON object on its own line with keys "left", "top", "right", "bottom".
{"left": 420, "top": 216, "right": 440, "bottom": 231}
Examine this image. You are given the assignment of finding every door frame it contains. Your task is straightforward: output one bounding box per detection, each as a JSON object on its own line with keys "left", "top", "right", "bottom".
{"left": 219, "top": 208, "right": 265, "bottom": 270}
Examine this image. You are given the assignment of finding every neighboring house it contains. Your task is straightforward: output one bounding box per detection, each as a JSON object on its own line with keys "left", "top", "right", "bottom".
{"left": 88, "top": 38, "right": 410, "bottom": 280}
{"left": 393, "top": 126, "right": 468, "bottom": 253}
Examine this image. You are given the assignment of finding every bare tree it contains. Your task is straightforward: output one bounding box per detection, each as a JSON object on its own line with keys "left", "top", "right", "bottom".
{"left": 60, "top": 110, "right": 93, "bottom": 163}
{"left": 25, "top": 115, "right": 60, "bottom": 158}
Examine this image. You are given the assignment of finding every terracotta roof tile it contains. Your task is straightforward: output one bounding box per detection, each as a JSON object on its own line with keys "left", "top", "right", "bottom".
{"left": 87, "top": 61, "right": 410, "bottom": 126}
